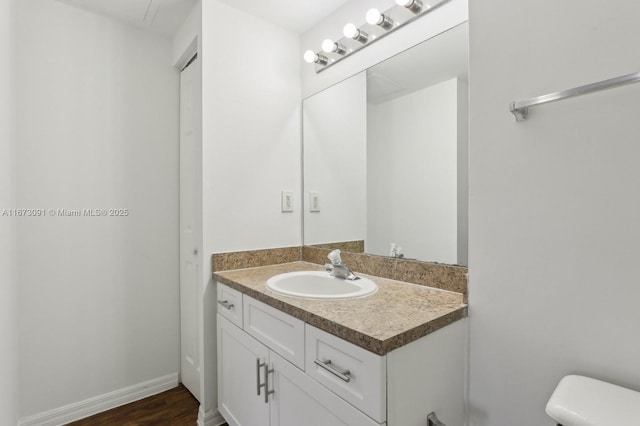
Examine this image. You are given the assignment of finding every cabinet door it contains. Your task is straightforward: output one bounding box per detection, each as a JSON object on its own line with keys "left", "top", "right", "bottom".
{"left": 269, "top": 351, "right": 382, "bottom": 426}
{"left": 217, "top": 314, "right": 269, "bottom": 426}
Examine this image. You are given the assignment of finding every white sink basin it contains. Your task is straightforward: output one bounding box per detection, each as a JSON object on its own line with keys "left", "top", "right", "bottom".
{"left": 266, "top": 271, "right": 378, "bottom": 300}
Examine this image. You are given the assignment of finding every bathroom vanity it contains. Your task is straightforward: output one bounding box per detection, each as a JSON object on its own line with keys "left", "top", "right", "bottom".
{"left": 215, "top": 261, "right": 467, "bottom": 426}
{"left": 212, "top": 15, "right": 470, "bottom": 426}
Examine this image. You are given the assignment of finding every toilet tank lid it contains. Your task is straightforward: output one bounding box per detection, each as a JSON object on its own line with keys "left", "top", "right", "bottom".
{"left": 546, "top": 375, "right": 640, "bottom": 426}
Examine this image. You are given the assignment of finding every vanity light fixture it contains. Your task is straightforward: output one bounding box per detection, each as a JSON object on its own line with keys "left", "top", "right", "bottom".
{"left": 303, "top": 0, "right": 449, "bottom": 73}
{"left": 303, "top": 50, "right": 328, "bottom": 65}
{"left": 366, "top": 8, "right": 394, "bottom": 29}
{"left": 395, "top": 0, "right": 424, "bottom": 14}
{"left": 321, "top": 39, "right": 347, "bottom": 55}
{"left": 343, "top": 23, "right": 369, "bottom": 43}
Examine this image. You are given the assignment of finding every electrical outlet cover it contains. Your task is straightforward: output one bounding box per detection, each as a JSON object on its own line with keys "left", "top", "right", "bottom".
{"left": 309, "top": 192, "right": 320, "bottom": 212}
{"left": 281, "top": 191, "right": 294, "bottom": 212}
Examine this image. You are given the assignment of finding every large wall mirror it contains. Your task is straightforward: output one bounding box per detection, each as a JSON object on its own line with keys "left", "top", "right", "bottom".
{"left": 303, "top": 22, "right": 469, "bottom": 266}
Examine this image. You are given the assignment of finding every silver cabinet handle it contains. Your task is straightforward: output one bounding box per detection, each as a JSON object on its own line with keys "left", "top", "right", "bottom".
{"left": 256, "top": 358, "right": 266, "bottom": 396}
{"left": 264, "top": 363, "right": 274, "bottom": 403}
{"left": 314, "top": 359, "right": 351, "bottom": 382}
{"left": 217, "top": 300, "right": 234, "bottom": 310}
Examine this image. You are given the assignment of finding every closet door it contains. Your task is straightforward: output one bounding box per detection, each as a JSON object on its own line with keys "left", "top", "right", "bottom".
{"left": 179, "top": 53, "right": 201, "bottom": 401}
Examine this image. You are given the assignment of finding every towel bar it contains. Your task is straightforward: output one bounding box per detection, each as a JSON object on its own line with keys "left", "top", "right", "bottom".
{"left": 510, "top": 71, "right": 640, "bottom": 121}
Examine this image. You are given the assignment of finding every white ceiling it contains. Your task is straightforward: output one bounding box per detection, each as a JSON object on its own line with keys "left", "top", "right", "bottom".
{"left": 215, "top": 0, "right": 351, "bottom": 34}
{"left": 57, "top": 0, "right": 197, "bottom": 38}
{"left": 57, "top": 0, "right": 351, "bottom": 37}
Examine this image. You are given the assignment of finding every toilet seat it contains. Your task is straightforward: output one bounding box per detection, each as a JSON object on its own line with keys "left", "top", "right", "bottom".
{"left": 546, "top": 375, "right": 640, "bottom": 426}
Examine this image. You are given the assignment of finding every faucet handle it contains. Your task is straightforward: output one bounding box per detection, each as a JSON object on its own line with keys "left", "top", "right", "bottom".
{"left": 327, "top": 249, "right": 342, "bottom": 265}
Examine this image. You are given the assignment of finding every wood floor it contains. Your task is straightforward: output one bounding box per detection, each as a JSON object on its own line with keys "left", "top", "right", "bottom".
{"left": 65, "top": 384, "right": 228, "bottom": 426}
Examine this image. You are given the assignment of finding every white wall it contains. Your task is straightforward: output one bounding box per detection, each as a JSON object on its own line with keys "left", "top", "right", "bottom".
{"left": 15, "top": 0, "right": 180, "bottom": 419}
{"left": 301, "top": 0, "right": 468, "bottom": 97}
{"left": 303, "top": 72, "right": 367, "bottom": 245}
{"left": 198, "top": 0, "right": 302, "bottom": 418}
{"left": 368, "top": 78, "right": 459, "bottom": 263}
{"left": 202, "top": 1, "right": 302, "bottom": 255}
{"left": 0, "top": 0, "right": 18, "bottom": 424}
{"left": 468, "top": 1, "right": 640, "bottom": 425}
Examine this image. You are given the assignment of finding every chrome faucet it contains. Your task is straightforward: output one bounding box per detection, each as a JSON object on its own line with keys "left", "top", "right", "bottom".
{"left": 324, "top": 263, "right": 359, "bottom": 280}
{"left": 324, "top": 249, "right": 359, "bottom": 281}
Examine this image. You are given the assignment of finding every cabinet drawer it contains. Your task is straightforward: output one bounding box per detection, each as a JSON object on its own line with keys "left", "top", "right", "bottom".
{"left": 305, "top": 325, "right": 386, "bottom": 423}
{"left": 216, "top": 283, "right": 243, "bottom": 328}
{"left": 243, "top": 296, "right": 305, "bottom": 369}
{"left": 270, "top": 351, "right": 383, "bottom": 426}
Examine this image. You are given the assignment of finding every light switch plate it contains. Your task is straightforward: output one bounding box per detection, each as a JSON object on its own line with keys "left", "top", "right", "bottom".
{"left": 309, "top": 192, "right": 320, "bottom": 212}
{"left": 281, "top": 191, "right": 294, "bottom": 212}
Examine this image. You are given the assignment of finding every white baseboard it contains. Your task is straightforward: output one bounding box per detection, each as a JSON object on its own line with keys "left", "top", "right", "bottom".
{"left": 197, "top": 405, "right": 226, "bottom": 426}
{"left": 18, "top": 372, "right": 179, "bottom": 426}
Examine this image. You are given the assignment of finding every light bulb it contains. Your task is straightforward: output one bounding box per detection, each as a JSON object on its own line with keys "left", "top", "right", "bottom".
{"left": 303, "top": 50, "right": 317, "bottom": 64}
{"left": 303, "top": 50, "right": 328, "bottom": 66}
{"left": 322, "top": 39, "right": 335, "bottom": 53}
{"left": 343, "top": 23, "right": 368, "bottom": 43}
{"left": 365, "top": 9, "right": 382, "bottom": 25}
{"left": 321, "top": 39, "right": 346, "bottom": 55}
{"left": 343, "top": 23, "right": 358, "bottom": 39}
{"left": 395, "top": 0, "right": 423, "bottom": 13}
{"left": 366, "top": 8, "right": 393, "bottom": 29}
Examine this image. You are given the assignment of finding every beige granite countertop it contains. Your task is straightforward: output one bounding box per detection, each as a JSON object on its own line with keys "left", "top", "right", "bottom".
{"left": 214, "top": 261, "right": 467, "bottom": 355}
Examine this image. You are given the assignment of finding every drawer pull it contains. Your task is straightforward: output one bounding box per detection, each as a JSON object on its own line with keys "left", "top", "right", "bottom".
{"left": 217, "top": 300, "right": 234, "bottom": 310}
{"left": 264, "top": 363, "right": 275, "bottom": 403}
{"left": 256, "top": 358, "right": 266, "bottom": 396}
{"left": 314, "top": 359, "right": 351, "bottom": 382}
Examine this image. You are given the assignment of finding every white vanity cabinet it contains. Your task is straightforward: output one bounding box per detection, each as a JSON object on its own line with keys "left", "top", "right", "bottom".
{"left": 217, "top": 286, "right": 380, "bottom": 426}
{"left": 217, "top": 282, "right": 466, "bottom": 426}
